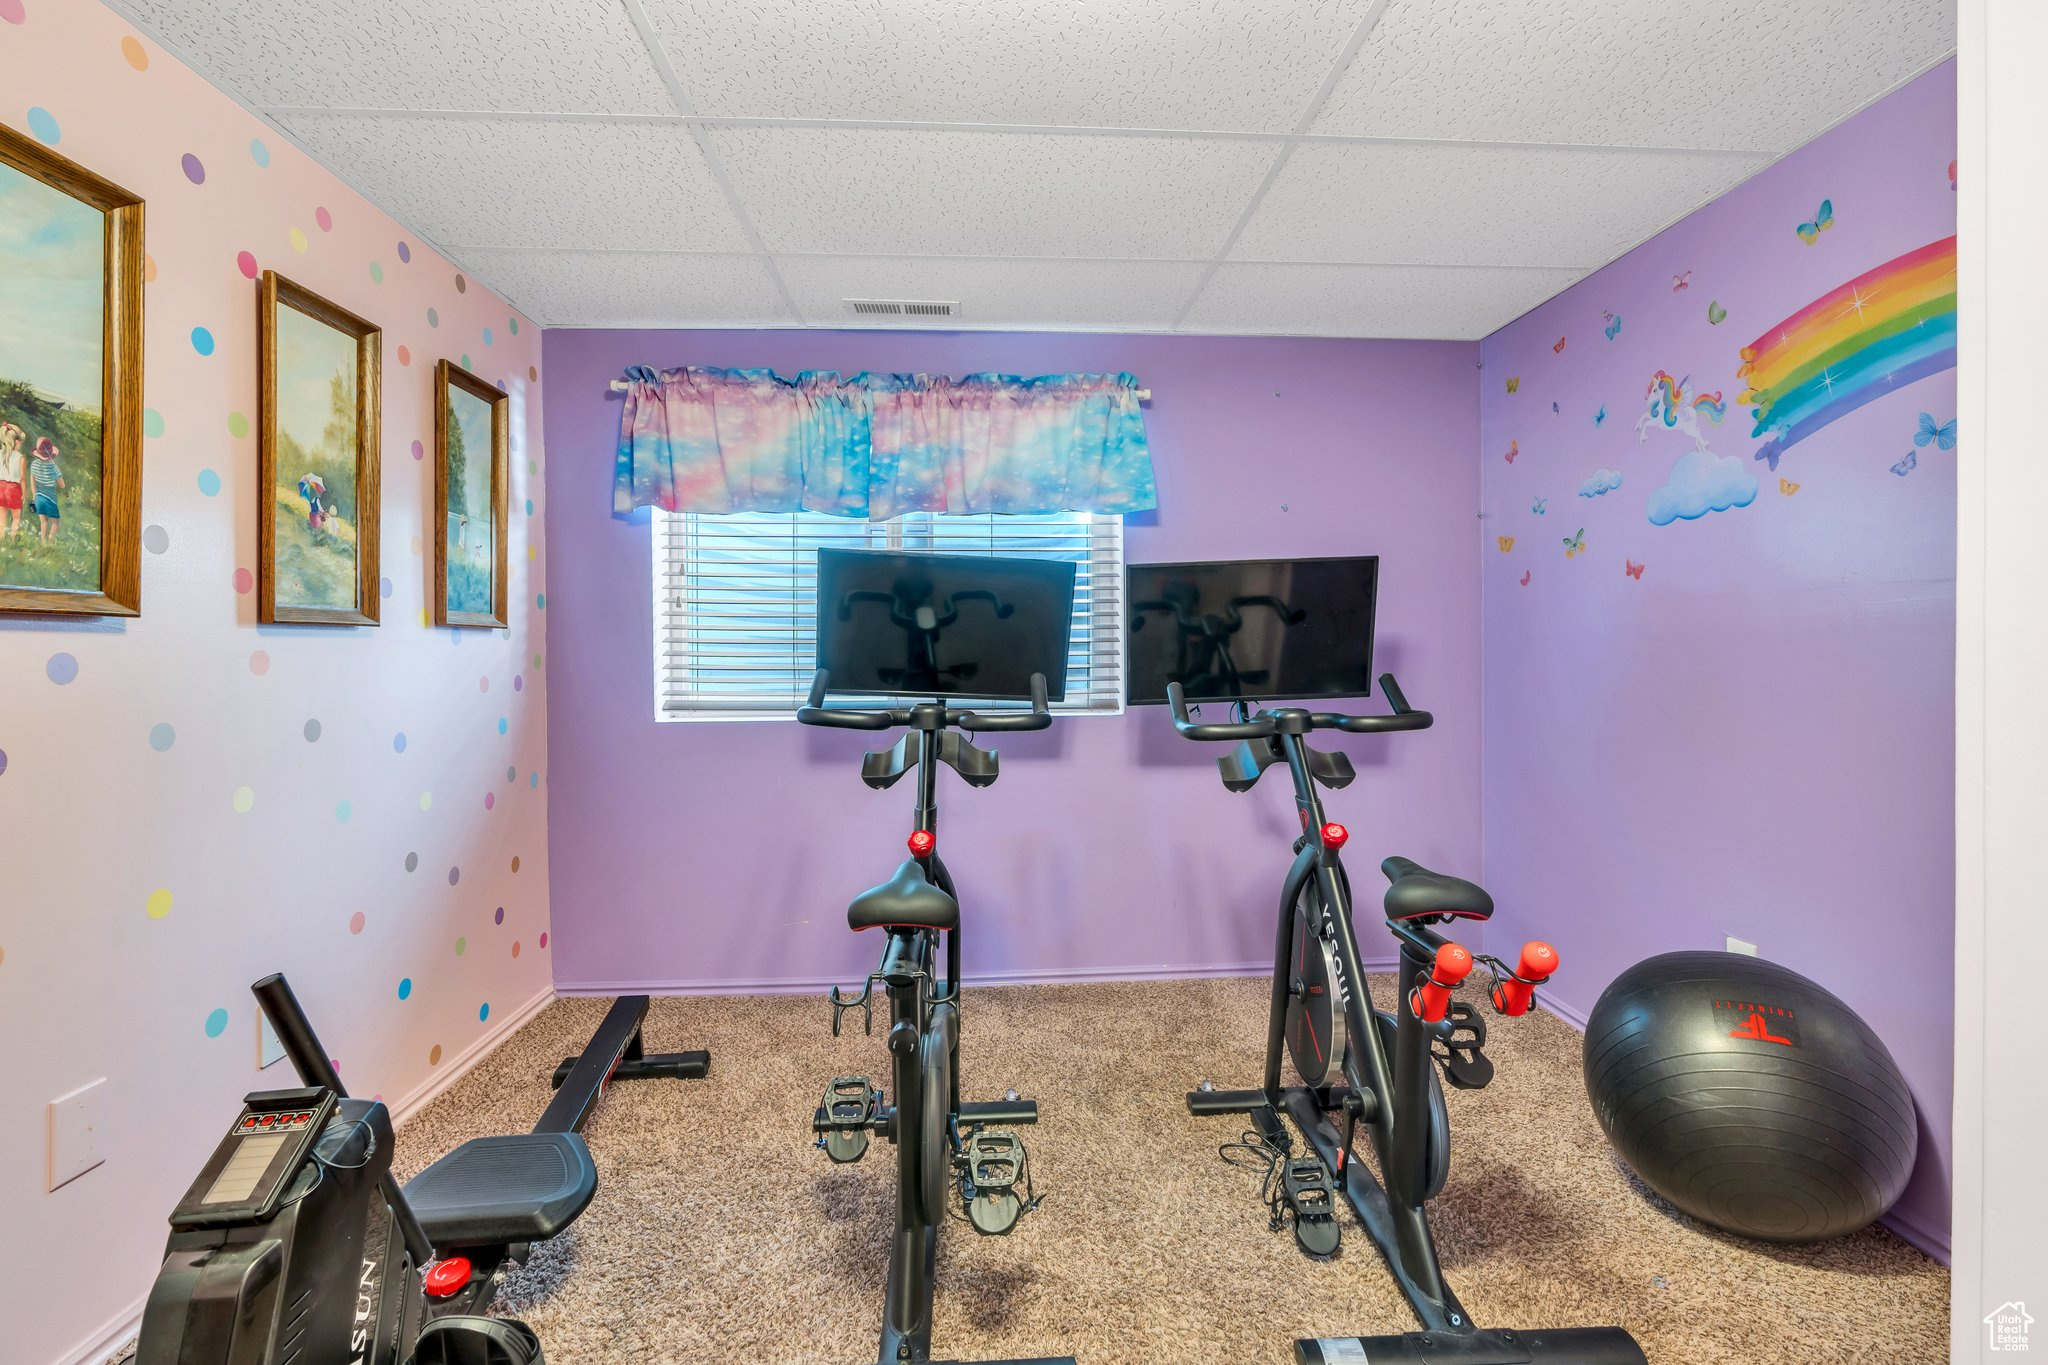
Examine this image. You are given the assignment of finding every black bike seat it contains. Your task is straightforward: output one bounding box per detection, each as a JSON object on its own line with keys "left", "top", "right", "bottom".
{"left": 847, "top": 860, "right": 959, "bottom": 932}
{"left": 1381, "top": 856, "right": 1494, "bottom": 922}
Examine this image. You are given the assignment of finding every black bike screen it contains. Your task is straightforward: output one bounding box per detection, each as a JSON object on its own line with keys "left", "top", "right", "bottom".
{"left": 814, "top": 549, "right": 1078, "bottom": 701}
{"left": 1124, "top": 556, "right": 1380, "bottom": 705}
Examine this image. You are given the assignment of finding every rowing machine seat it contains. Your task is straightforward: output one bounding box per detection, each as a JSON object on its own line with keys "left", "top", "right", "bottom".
{"left": 404, "top": 1132, "right": 596, "bottom": 1250}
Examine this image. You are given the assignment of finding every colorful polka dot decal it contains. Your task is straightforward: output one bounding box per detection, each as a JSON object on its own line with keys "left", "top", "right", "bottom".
{"left": 370, "top": 261, "right": 384, "bottom": 284}
{"left": 191, "top": 326, "right": 215, "bottom": 356}
{"left": 455, "top": 937, "right": 467, "bottom": 956}
{"left": 427, "top": 307, "right": 439, "bottom": 328}
{"left": 228, "top": 412, "right": 250, "bottom": 439}
{"left": 198, "top": 469, "right": 222, "bottom": 496}
{"left": 147, "top": 889, "right": 174, "bottom": 920}
{"left": 393, "top": 732, "right": 407, "bottom": 753}
{"left": 144, "top": 408, "right": 165, "bottom": 438}
{"left": 149, "top": 723, "right": 176, "bottom": 752}
{"left": 494, "top": 907, "right": 505, "bottom": 925}
{"left": 448, "top": 866, "right": 460, "bottom": 886}
{"left": 404, "top": 852, "right": 419, "bottom": 872}
{"left": 429, "top": 1044, "right": 443, "bottom": 1066}
{"left": 455, "top": 274, "right": 467, "bottom": 293}
{"left": 419, "top": 791, "right": 433, "bottom": 811}
{"left": 335, "top": 799, "right": 352, "bottom": 822}
{"left": 27, "top": 107, "right": 59, "bottom": 145}
{"left": 288, "top": 227, "right": 308, "bottom": 253}
{"left": 143, "top": 525, "right": 170, "bottom": 554}
{"left": 349, "top": 911, "right": 367, "bottom": 934}
{"left": 315, "top": 206, "right": 333, "bottom": 232}
{"left": 397, "top": 240, "right": 412, "bottom": 263}
{"left": 411, "top": 439, "right": 424, "bottom": 461}
{"left": 397, "top": 344, "right": 410, "bottom": 366}
{"left": 397, "top": 978, "right": 412, "bottom": 1001}
{"left": 249, "top": 650, "right": 270, "bottom": 675}
{"left": 237, "top": 250, "right": 259, "bottom": 279}
{"left": 46, "top": 652, "right": 77, "bottom": 684}
{"left": 539, "top": 932, "right": 549, "bottom": 949}
{"left": 232, "top": 786, "right": 255, "bottom": 814}
{"left": 250, "top": 138, "right": 271, "bottom": 167}
{"left": 123, "top": 36, "right": 150, "bottom": 70}
{"left": 181, "top": 153, "right": 205, "bottom": 185}
{"left": 478, "top": 1003, "right": 490, "bottom": 1022}
{"left": 483, "top": 792, "right": 495, "bottom": 810}
{"left": 205, "top": 1008, "right": 230, "bottom": 1038}
{"left": 511, "top": 856, "right": 521, "bottom": 873}
{"left": 233, "top": 567, "right": 253, "bottom": 594}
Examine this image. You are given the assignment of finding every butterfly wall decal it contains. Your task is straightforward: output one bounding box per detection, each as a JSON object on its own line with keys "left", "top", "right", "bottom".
{"left": 1624, "top": 559, "right": 1645, "bottom": 580}
{"left": 1506, "top": 377, "right": 1520, "bottom": 393}
{"left": 1891, "top": 449, "right": 1917, "bottom": 477}
{"left": 1779, "top": 477, "right": 1801, "bottom": 495}
{"left": 1563, "top": 528, "right": 1585, "bottom": 558}
{"left": 1915, "top": 412, "right": 1957, "bottom": 450}
{"left": 1796, "top": 198, "right": 1835, "bottom": 244}
{"left": 1673, "top": 271, "right": 1692, "bottom": 292}
{"left": 1520, "top": 570, "right": 1532, "bottom": 586}
{"left": 1707, "top": 299, "right": 1728, "bottom": 325}
{"left": 1553, "top": 336, "right": 1567, "bottom": 354}
{"left": 1498, "top": 535, "right": 1516, "bottom": 553}
{"left": 1505, "top": 439, "right": 1519, "bottom": 464}
{"left": 1593, "top": 404, "right": 1608, "bottom": 428}
{"left": 1532, "top": 497, "right": 1548, "bottom": 515}
{"left": 1604, "top": 313, "right": 1623, "bottom": 341}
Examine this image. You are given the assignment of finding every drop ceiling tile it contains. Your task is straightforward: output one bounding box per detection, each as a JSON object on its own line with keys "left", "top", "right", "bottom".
{"left": 1181, "top": 262, "right": 1584, "bottom": 339}
{"left": 271, "top": 116, "right": 752, "bottom": 253}
{"left": 773, "top": 256, "right": 1209, "bottom": 331}
{"left": 1234, "top": 142, "right": 1768, "bottom": 269}
{"left": 645, "top": 0, "right": 1375, "bottom": 132}
{"left": 457, "top": 250, "right": 796, "bottom": 328}
{"left": 711, "top": 127, "right": 1278, "bottom": 259}
{"left": 114, "top": 0, "right": 677, "bottom": 115}
{"left": 1312, "top": 0, "right": 1953, "bottom": 149}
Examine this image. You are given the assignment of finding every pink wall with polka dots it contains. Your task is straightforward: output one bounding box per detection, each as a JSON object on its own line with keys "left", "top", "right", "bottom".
{"left": 0, "top": 6, "right": 551, "bottom": 1359}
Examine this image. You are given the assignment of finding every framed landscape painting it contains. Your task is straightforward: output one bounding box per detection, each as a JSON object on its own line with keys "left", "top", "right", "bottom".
{"left": 434, "top": 359, "right": 507, "bottom": 628}
{"left": 0, "top": 123, "right": 144, "bottom": 617}
{"left": 258, "top": 270, "right": 380, "bottom": 626}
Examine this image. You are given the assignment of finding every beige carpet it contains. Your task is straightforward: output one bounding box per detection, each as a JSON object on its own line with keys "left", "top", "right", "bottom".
{"left": 395, "top": 977, "right": 1948, "bottom": 1365}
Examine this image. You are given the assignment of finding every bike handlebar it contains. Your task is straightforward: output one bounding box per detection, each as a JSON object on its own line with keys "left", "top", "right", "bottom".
{"left": 1167, "top": 672, "right": 1435, "bottom": 740}
{"left": 796, "top": 668, "right": 1053, "bottom": 732}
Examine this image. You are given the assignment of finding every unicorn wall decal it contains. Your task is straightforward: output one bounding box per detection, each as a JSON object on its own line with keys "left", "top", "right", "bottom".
{"left": 1635, "top": 370, "right": 1728, "bottom": 452}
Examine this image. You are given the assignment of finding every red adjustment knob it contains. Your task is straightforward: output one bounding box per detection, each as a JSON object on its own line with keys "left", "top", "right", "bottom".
{"left": 1319, "top": 822, "right": 1348, "bottom": 850}
{"left": 907, "top": 830, "right": 936, "bottom": 860}
{"left": 423, "top": 1256, "right": 473, "bottom": 1299}
{"left": 1491, "top": 940, "right": 1558, "bottom": 1017}
{"left": 1410, "top": 942, "right": 1473, "bottom": 1024}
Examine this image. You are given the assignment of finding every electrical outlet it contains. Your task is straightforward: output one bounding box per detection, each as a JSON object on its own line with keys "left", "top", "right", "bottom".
{"left": 1726, "top": 935, "right": 1759, "bottom": 957}
{"left": 258, "top": 1012, "right": 285, "bottom": 1070}
{"left": 47, "top": 1079, "right": 107, "bottom": 1191}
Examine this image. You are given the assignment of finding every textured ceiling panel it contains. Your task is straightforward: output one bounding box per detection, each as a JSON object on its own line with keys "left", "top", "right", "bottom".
{"left": 772, "top": 256, "right": 1211, "bottom": 331}
{"left": 114, "top": 0, "right": 677, "bottom": 115}
{"left": 458, "top": 250, "right": 797, "bottom": 328}
{"left": 711, "top": 127, "right": 1279, "bottom": 259}
{"left": 1181, "top": 262, "right": 1585, "bottom": 339}
{"left": 1234, "top": 142, "right": 1769, "bottom": 269}
{"left": 1311, "top": 0, "right": 1954, "bottom": 149}
{"left": 272, "top": 116, "right": 753, "bottom": 253}
{"left": 645, "top": 0, "right": 1375, "bottom": 131}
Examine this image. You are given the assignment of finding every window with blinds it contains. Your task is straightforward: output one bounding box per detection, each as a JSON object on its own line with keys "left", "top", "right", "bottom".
{"left": 652, "top": 509, "right": 1126, "bottom": 720}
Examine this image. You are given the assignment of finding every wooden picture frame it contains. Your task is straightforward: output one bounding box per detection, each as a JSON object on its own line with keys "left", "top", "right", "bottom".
{"left": 258, "top": 270, "right": 380, "bottom": 626}
{"left": 0, "top": 123, "right": 144, "bottom": 617}
{"left": 433, "top": 359, "right": 509, "bottom": 628}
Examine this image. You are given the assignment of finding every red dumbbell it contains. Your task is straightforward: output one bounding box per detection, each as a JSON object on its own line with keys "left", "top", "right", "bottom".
{"left": 1410, "top": 942, "right": 1474, "bottom": 1024}
{"left": 1491, "top": 941, "right": 1559, "bottom": 1017}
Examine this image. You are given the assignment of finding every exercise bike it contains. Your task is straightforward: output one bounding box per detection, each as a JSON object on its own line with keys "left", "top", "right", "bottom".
{"left": 799, "top": 666, "right": 1073, "bottom": 1365}
{"left": 1169, "top": 675, "right": 1645, "bottom": 1365}
{"left": 138, "top": 976, "right": 702, "bottom": 1365}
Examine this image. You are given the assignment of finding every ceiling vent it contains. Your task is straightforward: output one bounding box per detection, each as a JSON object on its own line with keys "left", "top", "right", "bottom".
{"left": 845, "top": 298, "right": 958, "bottom": 318}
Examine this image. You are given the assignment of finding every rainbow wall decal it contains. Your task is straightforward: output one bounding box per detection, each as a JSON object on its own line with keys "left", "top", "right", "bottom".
{"left": 1737, "top": 236, "right": 1956, "bottom": 469}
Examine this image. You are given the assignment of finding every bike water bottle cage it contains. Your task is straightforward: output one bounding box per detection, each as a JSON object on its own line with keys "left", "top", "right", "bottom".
{"left": 1380, "top": 856, "right": 1495, "bottom": 923}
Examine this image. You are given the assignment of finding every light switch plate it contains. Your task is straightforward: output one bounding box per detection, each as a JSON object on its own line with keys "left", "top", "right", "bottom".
{"left": 47, "top": 1079, "right": 107, "bottom": 1191}
{"left": 1726, "top": 935, "right": 1759, "bottom": 957}
{"left": 259, "top": 1012, "right": 285, "bottom": 1070}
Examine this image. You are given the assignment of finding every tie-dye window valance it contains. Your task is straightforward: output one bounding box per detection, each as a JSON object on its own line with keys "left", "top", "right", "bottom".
{"left": 613, "top": 366, "right": 1156, "bottom": 520}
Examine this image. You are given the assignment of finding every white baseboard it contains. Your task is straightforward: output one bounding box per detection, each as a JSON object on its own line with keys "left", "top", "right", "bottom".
{"left": 387, "top": 983, "right": 557, "bottom": 1127}
{"left": 54, "top": 983, "right": 557, "bottom": 1365}
{"left": 554, "top": 958, "right": 1404, "bottom": 998}
{"left": 1538, "top": 990, "right": 1594, "bottom": 1031}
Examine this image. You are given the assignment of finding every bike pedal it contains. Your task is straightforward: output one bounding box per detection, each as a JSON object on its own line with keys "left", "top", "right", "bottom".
{"left": 815, "top": 1076, "right": 876, "bottom": 1163}
{"left": 1434, "top": 1003, "right": 1495, "bottom": 1090}
{"left": 961, "top": 1130, "right": 1030, "bottom": 1236}
{"left": 1281, "top": 1156, "right": 1341, "bottom": 1259}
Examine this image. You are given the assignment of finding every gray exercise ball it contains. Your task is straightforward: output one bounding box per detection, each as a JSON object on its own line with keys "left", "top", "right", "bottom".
{"left": 1583, "top": 951, "right": 1917, "bottom": 1243}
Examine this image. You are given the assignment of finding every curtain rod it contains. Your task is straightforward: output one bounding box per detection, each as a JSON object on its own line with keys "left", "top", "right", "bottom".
{"left": 606, "top": 378, "right": 1150, "bottom": 401}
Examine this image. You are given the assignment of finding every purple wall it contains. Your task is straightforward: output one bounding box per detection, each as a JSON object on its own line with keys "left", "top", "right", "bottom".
{"left": 1478, "top": 63, "right": 1957, "bottom": 1255}
{"left": 541, "top": 331, "right": 1483, "bottom": 992}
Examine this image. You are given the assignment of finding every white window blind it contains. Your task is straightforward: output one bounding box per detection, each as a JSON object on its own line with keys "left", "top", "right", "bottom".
{"left": 653, "top": 509, "right": 1126, "bottom": 720}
